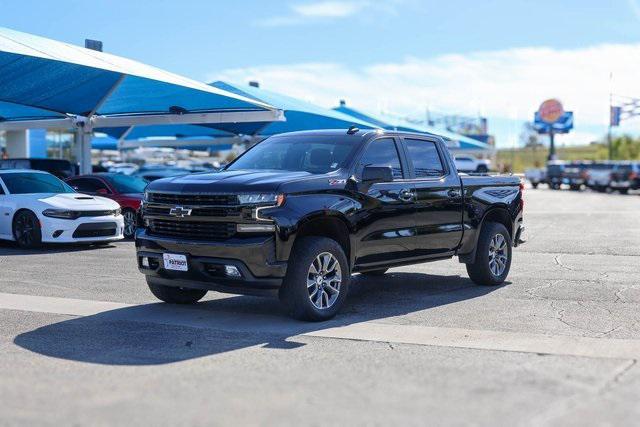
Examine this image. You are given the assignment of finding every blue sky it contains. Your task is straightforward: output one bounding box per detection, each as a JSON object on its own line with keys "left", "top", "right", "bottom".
{"left": 2, "top": 0, "right": 640, "bottom": 147}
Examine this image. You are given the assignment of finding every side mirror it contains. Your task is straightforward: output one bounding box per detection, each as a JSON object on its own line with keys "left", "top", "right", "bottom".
{"left": 362, "top": 166, "right": 393, "bottom": 184}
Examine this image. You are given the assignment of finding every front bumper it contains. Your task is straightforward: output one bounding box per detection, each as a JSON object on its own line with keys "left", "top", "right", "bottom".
{"left": 40, "top": 214, "right": 124, "bottom": 243}
{"left": 610, "top": 180, "right": 640, "bottom": 190}
{"left": 135, "top": 229, "right": 287, "bottom": 296}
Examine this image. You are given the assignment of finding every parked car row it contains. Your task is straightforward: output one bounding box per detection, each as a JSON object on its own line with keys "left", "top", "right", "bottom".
{"left": 525, "top": 160, "right": 640, "bottom": 193}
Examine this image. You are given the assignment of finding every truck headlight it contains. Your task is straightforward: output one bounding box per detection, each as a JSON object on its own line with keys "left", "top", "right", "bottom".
{"left": 42, "top": 209, "right": 80, "bottom": 220}
{"left": 237, "top": 193, "right": 285, "bottom": 206}
{"left": 113, "top": 208, "right": 122, "bottom": 216}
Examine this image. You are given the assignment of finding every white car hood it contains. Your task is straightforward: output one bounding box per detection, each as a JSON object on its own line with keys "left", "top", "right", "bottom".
{"left": 21, "top": 193, "right": 120, "bottom": 210}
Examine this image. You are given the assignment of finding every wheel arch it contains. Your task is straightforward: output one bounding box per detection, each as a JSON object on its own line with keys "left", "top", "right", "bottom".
{"left": 294, "top": 212, "right": 353, "bottom": 267}
{"left": 459, "top": 206, "right": 513, "bottom": 264}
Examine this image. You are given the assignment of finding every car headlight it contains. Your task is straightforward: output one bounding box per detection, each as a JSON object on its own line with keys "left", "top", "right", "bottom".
{"left": 237, "top": 193, "right": 285, "bottom": 206}
{"left": 113, "top": 208, "right": 122, "bottom": 216}
{"left": 42, "top": 209, "right": 80, "bottom": 220}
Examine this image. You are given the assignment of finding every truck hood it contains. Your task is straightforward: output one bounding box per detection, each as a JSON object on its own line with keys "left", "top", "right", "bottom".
{"left": 147, "top": 170, "right": 343, "bottom": 193}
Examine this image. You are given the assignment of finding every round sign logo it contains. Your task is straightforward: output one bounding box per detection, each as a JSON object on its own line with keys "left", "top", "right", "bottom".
{"left": 538, "top": 99, "right": 564, "bottom": 124}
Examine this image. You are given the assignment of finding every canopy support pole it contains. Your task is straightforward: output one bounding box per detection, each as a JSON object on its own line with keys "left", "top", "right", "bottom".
{"left": 74, "top": 120, "right": 93, "bottom": 174}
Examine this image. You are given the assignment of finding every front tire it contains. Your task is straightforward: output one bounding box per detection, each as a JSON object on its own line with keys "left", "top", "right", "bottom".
{"left": 279, "top": 237, "right": 350, "bottom": 321}
{"left": 146, "top": 278, "right": 208, "bottom": 304}
{"left": 12, "top": 210, "right": 42, "bottom": 249}
{"left": 531, "top": 183, "right": 539, "bottom": 189}
{"left": 466, "top": 222, "right": 512, "bottom": 286}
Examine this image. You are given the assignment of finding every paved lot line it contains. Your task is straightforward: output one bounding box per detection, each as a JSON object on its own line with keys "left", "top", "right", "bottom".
{"left": 0, "top": 292, "right": 132, "bottom": 316}
{"left": 2, "top": 292, "right": 640, "bottom": 360}
{"left": 306, "top": 324, "right": 640, "bottom": 360}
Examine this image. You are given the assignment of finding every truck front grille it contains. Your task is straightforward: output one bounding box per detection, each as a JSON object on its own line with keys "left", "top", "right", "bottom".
{"left": 144, "top": 205, "right": 241, "bottom": 218}
{"left": 147, "top": 193, "right": 238, "bottom": 206}
{"left": 147, "top": 219, "right": 236, "bottom": 240}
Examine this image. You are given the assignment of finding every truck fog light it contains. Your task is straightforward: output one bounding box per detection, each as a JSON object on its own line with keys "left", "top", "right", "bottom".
{"left": 141, "top": 257, "right": 150, "bottom": 268}
{"left": 236, "top": 223, "right": 275, "bottom": 233}
{"left": 224, "top": 265, "right": 242, "bottom": 278}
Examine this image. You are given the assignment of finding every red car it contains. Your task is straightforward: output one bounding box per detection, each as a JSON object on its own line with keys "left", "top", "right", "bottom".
{"left": 66, "top": 173, "right": 147, "bottom": 239}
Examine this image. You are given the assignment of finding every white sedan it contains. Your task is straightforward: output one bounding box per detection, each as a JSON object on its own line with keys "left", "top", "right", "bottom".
{"left": 0, "top": 170, "right": 124, "bottom": 248}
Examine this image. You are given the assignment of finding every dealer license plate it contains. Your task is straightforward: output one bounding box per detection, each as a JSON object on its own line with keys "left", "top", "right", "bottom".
{"left": 163, "top": 253, "right": 188, "bottom": 271}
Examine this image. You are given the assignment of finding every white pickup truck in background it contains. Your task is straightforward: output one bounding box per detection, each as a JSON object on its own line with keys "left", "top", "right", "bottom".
{"left": 454, "top": 155, "right": 491, "bottom": 173}
{"left": 524, "top": 168, "right": 546, "bottom": 189}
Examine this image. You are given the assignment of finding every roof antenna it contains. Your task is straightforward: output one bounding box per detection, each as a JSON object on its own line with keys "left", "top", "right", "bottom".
{"left": 347, "top": 125, "right": 359, "bottom": 135}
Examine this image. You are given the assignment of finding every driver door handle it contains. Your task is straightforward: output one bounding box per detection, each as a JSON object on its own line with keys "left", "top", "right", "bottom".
{"left": 398, "top": 188, "right": 414, "bottom": 202}
{"left": 447, "top": 189, "right": 461, "bottom": 198}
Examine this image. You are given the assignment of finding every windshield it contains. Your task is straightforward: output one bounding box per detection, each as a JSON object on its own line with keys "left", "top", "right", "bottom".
{"left": 106, "top": 174, "right": 148, "bottom": 193}
{"left": 0, "top": 172, "right": 75, "bottom": 194}
{"left": 227, "top": 135, "right": 359, "bottom": 174}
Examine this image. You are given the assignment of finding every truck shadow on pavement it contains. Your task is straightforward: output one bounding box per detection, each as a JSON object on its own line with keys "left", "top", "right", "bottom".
{"left": 14, "top": 272, "right": 505, "bottom": 366}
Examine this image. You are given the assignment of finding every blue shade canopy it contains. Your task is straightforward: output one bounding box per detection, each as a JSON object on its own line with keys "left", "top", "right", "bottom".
{"left": 0, "top": 27, "right": 280, "bottom": 125}
{"left": 334, "top": 104, "right": 491, "bottom": 150}
{"left": 107, "top": 81, "right": 381, "bottom": 142}
{"left": 210, "top": 81, "right": 381, "bottom": 135}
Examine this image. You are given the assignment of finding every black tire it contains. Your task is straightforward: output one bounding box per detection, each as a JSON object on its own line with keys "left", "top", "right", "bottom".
{"left": 466, "top": 222, "right": 512, "bottom": 286}
{"left": 619, "top": 188, "right": 629, "bottom": 195}
{"left": 12, "top": 210, "right": 42, "bottom": 249}
{"left": 531, "top": 183, "right": 539, "bottom": 189}
{"left": 146, "top": 277, "right": 207, "bottom": 304}
{"left": 279, "top": 236, "right": 350, "bottom": 321}
{"left": 476, "top": 165, "right": 488, "bottom": 173}
{"left": 122, "top": 208, "right": 137, "bottom": 239}
{"left": 569, "top": 184, "right": 581, "bottom": 191}
{"left": 360, "top": 268, "right": 388, "bottom": 276}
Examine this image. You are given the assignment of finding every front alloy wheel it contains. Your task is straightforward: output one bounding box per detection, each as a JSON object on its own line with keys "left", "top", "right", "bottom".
{"left": 13, "top": 211, "right": 42, "bottom": 249}
{"left": 123, "top": 209, "right": 137, "bottom": 239}
{"left": 307, "top": 252, "right": 342, "bottom": 310}
{"left": 279, "top": 236, "right": 350, "bottom": 321}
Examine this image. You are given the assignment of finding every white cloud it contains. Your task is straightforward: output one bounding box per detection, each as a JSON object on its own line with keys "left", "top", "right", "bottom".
{"left": 256, "top": 0, "right": 397, "bottom": 27}
{"left": 210, "top": 43, "right": 640, "bottom": 146}
{"left": 292, "top": 1, "right": 363, "bottom": 18}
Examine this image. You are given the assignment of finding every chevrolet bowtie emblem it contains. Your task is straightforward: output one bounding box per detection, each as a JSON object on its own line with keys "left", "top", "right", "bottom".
{"left": 169, "top": 206, "right": 192, "bottom": 217}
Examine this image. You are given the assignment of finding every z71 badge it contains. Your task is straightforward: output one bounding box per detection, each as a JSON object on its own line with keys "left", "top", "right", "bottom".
{"left": 328, "top": 179, "right": 346, "bottom": 185}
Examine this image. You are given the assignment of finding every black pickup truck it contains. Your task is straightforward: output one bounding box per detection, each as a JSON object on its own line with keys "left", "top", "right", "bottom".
{"left": 136, "top": 129, "right": 525, "bottom": 321}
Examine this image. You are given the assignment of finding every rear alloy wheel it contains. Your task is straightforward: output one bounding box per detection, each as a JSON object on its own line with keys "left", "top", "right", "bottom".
{"left": 12, "top": 210, "right": 42, "bottom": 249}
{"left": 466, "top": 222, "right": 512, "bottom": 286}
{"left": 279, "top": 237, "right": 350, "bottom": 321}
{"left": 122, "top": 209, "right": 137, "bottom": 239}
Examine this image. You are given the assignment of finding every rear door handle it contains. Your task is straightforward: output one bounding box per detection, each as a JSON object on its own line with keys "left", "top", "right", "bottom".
{"left": 398, "top": 188, "right": 414, "bottom": 202}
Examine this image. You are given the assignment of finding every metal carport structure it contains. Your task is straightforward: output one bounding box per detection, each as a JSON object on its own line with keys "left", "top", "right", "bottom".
{"left": 0, "top": 27, "right": 283, "bottom": 173}
{"left": 334, "top": 102, "right": 492, "bottom": 151}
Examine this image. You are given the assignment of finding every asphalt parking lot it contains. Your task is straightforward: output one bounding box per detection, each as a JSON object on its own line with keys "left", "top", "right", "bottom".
{"left": 1, "top": 187, "right": 639, "bottom": 426}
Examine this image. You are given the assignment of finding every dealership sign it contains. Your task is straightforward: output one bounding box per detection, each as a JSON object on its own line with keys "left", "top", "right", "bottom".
{"left": 538, "top": 99, "right": 564, "bottom": 124}
{"left": 533, "top": 99, "right": 573, "bottom": 134}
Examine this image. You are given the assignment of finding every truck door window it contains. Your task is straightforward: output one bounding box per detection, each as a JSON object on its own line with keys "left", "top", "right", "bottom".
{"left": 404, "top": 139, "right": 445, "bottom": 178}
{"left": 359, "top": 138, "right": 403, "bottom": 179}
